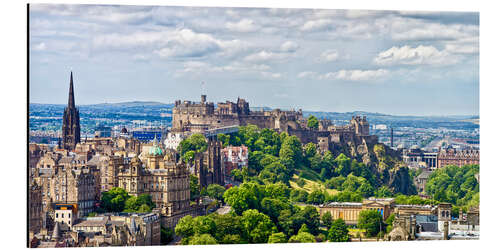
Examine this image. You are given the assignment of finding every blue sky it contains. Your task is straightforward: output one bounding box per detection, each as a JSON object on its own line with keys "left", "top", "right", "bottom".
{"left": 29, "top": 4, "right": 479, "bottom": 116}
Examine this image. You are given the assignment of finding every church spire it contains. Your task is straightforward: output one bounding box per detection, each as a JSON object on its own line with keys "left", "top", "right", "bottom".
{"left": 68, "top": 71, "right": 75, "bottom": 108}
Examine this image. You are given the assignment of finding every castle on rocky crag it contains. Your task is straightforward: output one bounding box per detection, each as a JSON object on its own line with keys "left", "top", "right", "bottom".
{"left": 171, "top": 95, "right": 303, "bottom": 134}
{"left": 171, "top": 95, "right": 380, "bottom": 165}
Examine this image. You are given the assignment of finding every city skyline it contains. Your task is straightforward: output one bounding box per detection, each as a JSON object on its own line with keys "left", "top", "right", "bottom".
{"left": 29, "top": 4, "right": 479, "bottom": 116}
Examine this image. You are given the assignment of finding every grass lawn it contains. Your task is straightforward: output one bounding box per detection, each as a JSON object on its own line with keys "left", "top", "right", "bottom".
{"left": 289, "top": 174, "right": 338, "bottom": 196}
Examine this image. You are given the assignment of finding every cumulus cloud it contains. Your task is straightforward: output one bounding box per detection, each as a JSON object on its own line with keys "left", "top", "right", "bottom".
{"left": 300, "top": 19, "right": 333, "bottom": 31}
{"left": 319, "top": 50, "right": 340, "bottom": 62}
{"left": 298, "top": 69, "right": 389, "bottom": 81}
{"left": 180, "top": 61, "right": 270, "bottom": 75}
{"left": 321, "top": 69, "right": 389, "bottom": 81}
{"left": 373, "top": 45, "right": 462, "bottom": 66}
{"left": 92, "top": 28, "right": 246, "bottom": 59}
{"left": 297, "top": 71, "right": 318, "bottom": 78}
{"left": 280, "top": 41, "right": 299, "bottom": 52}
{"left": 225, "top": 19, "right": 259, "bottom": 32}
{"left": 243, "top": 50, "right": 290, "bottom": 62}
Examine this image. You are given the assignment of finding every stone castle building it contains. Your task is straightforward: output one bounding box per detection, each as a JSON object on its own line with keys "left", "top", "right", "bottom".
{"left": 171, "top": 95, "right": 303, "bottom": 134}
{"left": 171, "top": 95, "right": 380, "bottom": 164}
{"left": 61, "top": 72, "right": 81, "bottom": 151}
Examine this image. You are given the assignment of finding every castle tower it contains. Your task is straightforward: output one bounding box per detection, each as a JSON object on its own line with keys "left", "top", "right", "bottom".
{"left": 61, "top": 71, "right": 81, "bottom": 151}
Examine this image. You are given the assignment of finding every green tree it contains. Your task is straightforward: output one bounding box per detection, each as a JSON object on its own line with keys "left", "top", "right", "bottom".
{"left": 327, "top": 218, "right": 349, "bottom": 242}
{"left": 212, "top": 213, "right": 245, "bottom": 243}
{"left": 190, "top": 175, "right": 200, "bottom": 201}
{"left": 385, "top": 214, "right": 395, "bottom": 233}
{"left": 321, "top": 212, "right": 333, "bottom": 229}
{"left": 178, "top": 133, "right": 208, "bottom": 160}
{"left": 358, "top": 210, "right": 383, "bottom": 237}
{"left": 223, "top": 184, "right": 260, "bottom": 215}
{"left": 304, "top": 143, "right": 317, "bottom": 158}
{"left": 307, "top": 189, "right": 326, "bottom": 205}
{"left": 290, "top": 189, "right": 308, "bottom": 202}
{"left": 268, "top": 232, "right": 287, "bottom": 243}
{"left": 160, "top": 227, "right": 174, "bottom": 245}
{"left": 188, "top": 234, "right": 217, "bottom": 245}
{"left": 288, "top": 232, "right": 316, "bottom": 243}
{"left": 193, "top": 216, "right": 216, "bottom": 236}
{"left": 100, "top": 187, "right": 130, "bottom": 212}
{"left": 206, "top": 184, "right": 226, "bottom": 200}
{"left": 175, "top": 215, "right": 195, "bottom": 239}
{"left": 307, "top": 115, "right": 319, "bottom": 129}
{"left": 241, "top": 209, "right": 275, "bottom": 243}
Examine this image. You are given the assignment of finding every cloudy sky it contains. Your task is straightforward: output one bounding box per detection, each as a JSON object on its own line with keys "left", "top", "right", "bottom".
{"left": 29, "top": 4, "right": 479, "bottom": 116}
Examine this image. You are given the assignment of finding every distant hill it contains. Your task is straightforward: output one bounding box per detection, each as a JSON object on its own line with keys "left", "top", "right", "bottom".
{"left": 89, "top": 101, "right": 172, "bottom": 108}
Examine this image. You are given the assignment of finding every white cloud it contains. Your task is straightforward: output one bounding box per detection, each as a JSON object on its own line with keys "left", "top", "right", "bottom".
{"left": 225, "top": 19, "right": 259, "bottom": 32}
{"left": 33, "top": 42, "right": 46, "bottom": 51}
{"left": 280, "top": 41, "right": 299, "bottom": 52}
{"left": 298, "top": 69, "right": 389, "bottom": 81}
{"left": 180, "top": 61, "right": 271, "bottom": 75}
{"left": 373, "top": 45, "right": 462, "bottom": 66}
{"left": 300, "top": 19, "right": 333, "bottom": 31}
{"left": 92, "top": 28, "right": 246, "bottom": 59}
{"left": 297, "top": 71, "right": 317, "bottom": 78}
{"left": 444, "top": 37, "right": 479, "bottom": 55}
{"left": 319, "top": 50, "right": 340, "bottom": 62}
{"left": 243, "top": 50, "right": 289, "bottom": 62}
{"left": 261, "top": 72, "right": 283, "bottom": 79}
{"left": 320, "top": 69, "right": 389, "bottom": 81}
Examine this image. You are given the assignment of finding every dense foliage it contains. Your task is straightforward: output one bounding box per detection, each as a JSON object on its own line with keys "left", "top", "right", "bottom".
{"left": 100, "top": 187, "right": 155, "bottom": 213}
{"left": 178, "top": 133, "right": 208, "bottom": 162}
{"left": 425, "top": 164, "right": 479, "bottom": 209}
{"left": 358, "top": 210, "right": 384, "bottom": 237}
{"left": 327, "top": 218, "right": 349, "bottom": 242}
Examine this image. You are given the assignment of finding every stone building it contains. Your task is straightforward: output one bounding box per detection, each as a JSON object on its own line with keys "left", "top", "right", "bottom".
{"left": 402, "top": 147, "right": 438, "bottom": 170}
{"left": 221, "top": 145, "right": 248, "bottom": 178}
{"left": 414, "top": 170, "right": 432, "bottom": 194}
{"left": 116, "top": 141, "right": 202, "bottom": 228}
{"left": 33, "top": 165, "right": 97, "bottom": 218}
{"left": 87, "top": 154, "right": 124, "bottom": 193}
{"left": 190, "top": 139, "right": 224, "bottom": 188}
{"left": 72, "top": 213, "right": 161, "bottom": 246}
{"left": 319, "top": 198, "right": 438, "bottom": 226}
{"left": 318, "top": 198, "right": 395, "bottom": 225}
{"left": 437, "top": 147, "right": 480, "bottom": 168}
{"left": 61, "top": 72, "right": 81, "bottom": 151}
{"left": 29, "top": 180, "right": 43, "bottom": 234}
{"left": 171, "top": 95, "right": 303, "bottom": 134}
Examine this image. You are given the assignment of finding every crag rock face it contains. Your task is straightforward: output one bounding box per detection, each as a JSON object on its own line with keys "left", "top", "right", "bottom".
{"left": 388, "top": 166, "right": 417, "bottom": 195}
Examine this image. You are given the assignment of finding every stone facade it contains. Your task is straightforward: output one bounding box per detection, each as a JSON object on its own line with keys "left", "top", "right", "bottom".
{"left": 33, "top": 165, "right": 97, "bottom": 218}
{"left": 29, "top": 180, "right": 43, "bottom": 234}
{"left": 117, "top": 141, "right": 191, "bottom": 220}
{"left": 437, "top": 147, "right": 479, "bottom": 168}
{"left": 171, "top": 95, "right": 303, "bottom": 134}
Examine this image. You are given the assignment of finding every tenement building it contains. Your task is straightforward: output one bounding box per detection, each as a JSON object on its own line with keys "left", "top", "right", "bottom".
{"left": 33, "top": 165, "right": 97, "bottom": 218}
{"left": 437, "top": 147, "right": 480, "bottom": 168}
{"left": 116, "top": 139, "right": 202, "bottom": 229}
{"left": 61, "top": 72, "right": 81, "bottom": 151}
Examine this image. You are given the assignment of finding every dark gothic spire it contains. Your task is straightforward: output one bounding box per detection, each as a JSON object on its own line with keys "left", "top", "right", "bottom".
{"left": 68, "top": 71, "right": 75, "bottom": 108}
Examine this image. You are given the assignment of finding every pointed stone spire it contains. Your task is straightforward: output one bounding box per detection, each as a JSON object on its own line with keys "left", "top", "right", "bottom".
{"left": 52, "top": 222, "right": 61, "bottom": 240}
{"left": 68, "top": 71, "right": 75, "bottom": 109}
